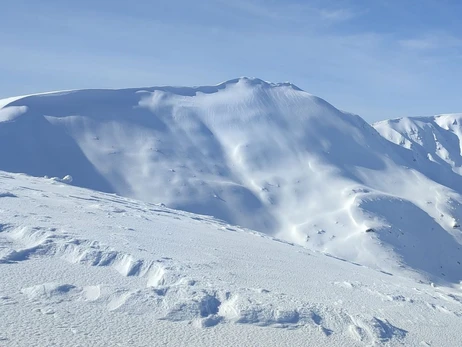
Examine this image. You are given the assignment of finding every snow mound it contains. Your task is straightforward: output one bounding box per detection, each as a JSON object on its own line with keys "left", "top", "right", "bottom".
{"left": 21, "top": 283, "right": 78, "bottom": 301}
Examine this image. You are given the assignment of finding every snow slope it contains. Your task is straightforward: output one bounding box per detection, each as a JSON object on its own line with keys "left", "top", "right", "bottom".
{"left": 1, "top": 171, "right": 462, "bottom": 346}
{"left": 1, "top": 78, "right": 462, "bottom": 285}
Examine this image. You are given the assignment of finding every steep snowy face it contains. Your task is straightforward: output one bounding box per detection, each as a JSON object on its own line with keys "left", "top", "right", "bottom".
{"left": 0, "top": 77, "right": 386, "bottom": 230}
{"left": 1, "top": 78, "right": 462, "bottom": 282}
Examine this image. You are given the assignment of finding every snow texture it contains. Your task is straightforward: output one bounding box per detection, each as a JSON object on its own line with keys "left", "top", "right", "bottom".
{"left": 0, "top": 171, "right": 461, "bottom": 346}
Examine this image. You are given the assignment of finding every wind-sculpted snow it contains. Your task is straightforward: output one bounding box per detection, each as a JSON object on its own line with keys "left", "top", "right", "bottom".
{"left": 1, "top": 172, "right": 462, "bottom": 346}
{"left": 1, "top": 78, "right": 462, "bottom": 285}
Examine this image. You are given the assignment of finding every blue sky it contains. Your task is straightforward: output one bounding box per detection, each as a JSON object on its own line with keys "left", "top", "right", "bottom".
{"left": 1, "top": 0, "right": 461, "bottom": 121}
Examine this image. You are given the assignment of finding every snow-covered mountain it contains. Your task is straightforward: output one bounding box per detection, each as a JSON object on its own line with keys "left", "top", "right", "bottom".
{"left": 2, "top": 78, "right": 462, "bottom": 346}
{"left": 1, "top": 171, "right": 462, "bottom": 346}
{"left": 374, "top": 114, "right": 462, "bottom": 183}
{"left": 1, "top": 78, "right": 462, "bottom": 285}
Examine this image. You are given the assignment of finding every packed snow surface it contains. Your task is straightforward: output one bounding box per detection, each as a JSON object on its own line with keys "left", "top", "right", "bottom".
{"left": 1, "top": 171, "right": 462, "bottom": 346}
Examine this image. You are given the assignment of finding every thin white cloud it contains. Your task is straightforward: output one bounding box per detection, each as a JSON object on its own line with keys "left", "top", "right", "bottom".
{"left": 215, "top": 0, "right": 284, "bottom": 20}
{"left": 399, "top": 33, "right": 462, "bottom": 51}
{"left": 319, "top": 8, "right": 357, "bottom": 22}
{"left": 216, "top": 0, "right": 360, "bottom": 24}
{"left": 399, "top": 38, "right": 436, "bottom": 50}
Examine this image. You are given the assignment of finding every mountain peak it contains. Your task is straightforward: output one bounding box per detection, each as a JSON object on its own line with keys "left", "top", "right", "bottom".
{"left": 216, "top": 77, "right": 303, "bottom": 91}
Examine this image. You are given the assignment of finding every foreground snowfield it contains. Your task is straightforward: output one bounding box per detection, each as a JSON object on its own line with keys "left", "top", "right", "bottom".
{"left": 1, "top": 171, "right": 462, "bottom": 346}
